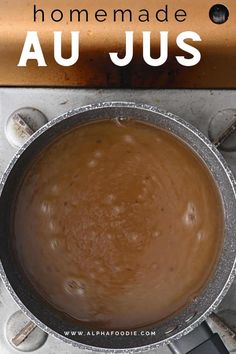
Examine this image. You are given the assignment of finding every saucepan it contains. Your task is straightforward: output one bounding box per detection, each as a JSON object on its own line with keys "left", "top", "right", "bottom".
{"left": 0, "top": 102, "right": 236, "bottom": 353}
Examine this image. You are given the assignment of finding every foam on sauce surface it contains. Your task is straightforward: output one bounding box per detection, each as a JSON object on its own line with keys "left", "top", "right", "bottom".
{"left": 13, "top": 119, "right": 224, "bottom": 329}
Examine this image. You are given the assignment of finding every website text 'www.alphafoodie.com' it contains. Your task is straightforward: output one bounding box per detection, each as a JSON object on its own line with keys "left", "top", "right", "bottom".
{"left": 64, "top": 330, "right": 157, "bottom": 337}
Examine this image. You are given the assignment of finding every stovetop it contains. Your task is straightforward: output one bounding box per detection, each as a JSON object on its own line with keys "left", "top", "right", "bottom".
{"left": 1, "top": 88, "right": 236, "bottom": 353}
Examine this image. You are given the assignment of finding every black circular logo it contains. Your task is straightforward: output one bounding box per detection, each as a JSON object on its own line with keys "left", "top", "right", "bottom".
{"left": 209, "top": 4, "right": 229, "bottom": 24}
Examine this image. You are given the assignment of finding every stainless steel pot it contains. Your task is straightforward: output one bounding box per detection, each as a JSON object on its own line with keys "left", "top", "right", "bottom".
{"left": 0, "top": 102, "right": 236, "bottom": 353}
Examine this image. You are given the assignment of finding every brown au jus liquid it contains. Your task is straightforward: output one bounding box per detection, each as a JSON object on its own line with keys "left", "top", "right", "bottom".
{"left": 14, "top": 119, "right": 223, "bottom": 329}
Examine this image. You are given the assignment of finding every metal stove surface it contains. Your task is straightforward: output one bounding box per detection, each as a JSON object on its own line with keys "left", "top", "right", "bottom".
{"left": 0, "top": 88, "right": 236, "bottom": 354}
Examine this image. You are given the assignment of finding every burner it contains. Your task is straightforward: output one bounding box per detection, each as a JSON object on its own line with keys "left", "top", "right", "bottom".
{"left": 5, "top": 311, "right": 47, "bottom": 351}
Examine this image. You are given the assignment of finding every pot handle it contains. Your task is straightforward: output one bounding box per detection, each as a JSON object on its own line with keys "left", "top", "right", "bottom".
{"left": 169, "top": 321, "right": 229, "bottom": 354}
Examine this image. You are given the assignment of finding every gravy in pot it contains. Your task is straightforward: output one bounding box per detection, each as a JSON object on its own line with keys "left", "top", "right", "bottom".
{"left": 13, "top": 119, "right": 224, "bottom": 329}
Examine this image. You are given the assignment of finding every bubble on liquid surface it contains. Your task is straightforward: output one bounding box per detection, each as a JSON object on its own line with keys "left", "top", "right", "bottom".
{"left": 50, "top": 184, "right": 60, "bottom": 196}
{"left": 142, "top": 177, "right": 150, "bottom": 188}
{"left": 88, "top": 159, "right": 97, "bottom": 168}
{"left": 112, "top": 205, "right": 125, "bottom": 216}
{"left": 197, "top": 230, "right": 206, "bottom": 241}
{"left": 183, "top": 202, "right": 197, "bottom": 226}
{"left": 64, "top": 278, "right": 85, "bottom": 296}
{"left": 50, "top": 238, "right": 60, "bottom": 250}
{"left": 123, "top": 134, "right": 135, "bottom": 144}
{"left": 105, "top": 194, "right": 116, "bottom": 205}
{"left": 151, "top": 263, "right": 158, "bottom": 270}
{"left": 152, "top": 231, "right": 160, "bottom": 239}
{"left": 94, "top": 150, "right": 103, "bottom": 158}
{"left": 138, "top": 194, "right": 144, "bottom": 201}
{"left": 98, "top": 266, "right": 105, "bottom": 273}
{"left": 40, "top": 201, "right": 51, "bottom": 214}
{"left": 128, "top": 233, "right": 139, "bottom": 242}
{"left": 48, "top": 220, "right": 59, "bottom": 233}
